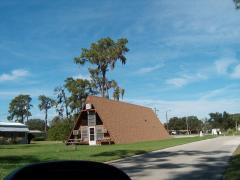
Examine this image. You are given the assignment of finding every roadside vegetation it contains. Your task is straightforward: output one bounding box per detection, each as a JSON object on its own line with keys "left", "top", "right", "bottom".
{"left": 166, "top": 112, "right": 240, "bottom": 135}
{"left": 223, "top": 145, "right": 240, "bottom": 180}
{"left": 0, "top": 135, "right": 213, "bottom": 179}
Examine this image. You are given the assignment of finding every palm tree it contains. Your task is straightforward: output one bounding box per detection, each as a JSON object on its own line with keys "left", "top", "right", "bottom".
{"left": 110, "top": 80, "right": 125, "bottom": 101}
{"left": 38, "top": 95, "right": 56, "bottom": 133}
{"left": 113, "top": 87, "right": 120, "bottom": 101}
{"left": 120, "top": 88, "right": 125, "bottom": 100}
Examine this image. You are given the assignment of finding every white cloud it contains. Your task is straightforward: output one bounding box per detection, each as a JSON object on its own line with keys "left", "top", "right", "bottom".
{"left": 213, "top": 57, "right": 240, "bottom": 79}
{"left": 0, "top": 69, "right": 29, "bottom": 82}
{"left": 166, "top": 55, "right": 240, "bottom": 88}
{"left": 199, "top": 84, "right": 240, "bottom": 100}
{"left": 136, "top": 64, "right": 164, "bottom": 74}
{"left": 230, "top": 64, "right": 240, "bottom": 79}
{"left": 214, "top": 58, "right": 237, "bottom": 74}
{"left": 166, "top": 73, "right": 207, "bottom": 88}
{"left": 166, "top": 77, "right": 189, "bottom": 87}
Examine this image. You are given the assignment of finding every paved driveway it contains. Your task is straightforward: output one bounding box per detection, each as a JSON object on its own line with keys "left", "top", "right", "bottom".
{"left": 110, "top": 136, "right": 240, "bottom": 180}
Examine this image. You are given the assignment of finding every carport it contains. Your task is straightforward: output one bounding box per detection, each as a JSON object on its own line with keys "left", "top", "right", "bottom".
{"left": 0, "top": 121, "right": 29, "bottom": 144}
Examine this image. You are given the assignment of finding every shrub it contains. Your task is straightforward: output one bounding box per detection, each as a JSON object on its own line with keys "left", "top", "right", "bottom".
{"left": 226, "top": 128, "right": 235, "bottom": 136}
{"left": 48, "top": 118, "right": 74, "bottom": 141}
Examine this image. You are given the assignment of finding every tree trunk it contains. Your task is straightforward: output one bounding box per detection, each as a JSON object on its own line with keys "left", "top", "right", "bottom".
{"left": 65, "top": 104, "right": 69, "bottom": 118}
{"left": 62, "top": 89, "right": 69, "bottom": 118}
{"left": 45, "top": 109, "right": 48, "bottom": 133}
{"left": 21, "top": 114, "right": 24, "bottom": 124}
{"left": 100, "top": 84, "right": 104, "bottom": 97}
{"left": 100, "top": 83, "right": 104, "bottom": 97}
{"left": 102, "top": 70, "right": 106, "bottom": 97}
{"left": 236, "top": 120, "right": 238, "bottom": 132}
{"left": 106, "top": 88, "right": 109, "bottom": 99}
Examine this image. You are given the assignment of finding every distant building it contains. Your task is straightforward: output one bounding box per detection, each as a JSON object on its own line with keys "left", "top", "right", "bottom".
{"left": 0, "top": 121, "right": 29, "bottom": 144}
{"left": 29, "top": 130, "right": 46, "bottom": 140}
{"left": 67, "top": 96, "right": 169, "bottom": 145}
{"left": 212, "top": 128, "right": 221, "bottom": 135}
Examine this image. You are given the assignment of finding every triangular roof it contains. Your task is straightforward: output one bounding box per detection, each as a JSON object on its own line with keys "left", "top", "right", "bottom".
{"left": 84, "top": 96, "right": 169, "bottom": 144}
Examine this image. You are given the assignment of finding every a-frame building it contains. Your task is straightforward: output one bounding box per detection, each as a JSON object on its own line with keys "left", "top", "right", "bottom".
{"left": 67, "top": 96, "right": 169, "bottom": 145}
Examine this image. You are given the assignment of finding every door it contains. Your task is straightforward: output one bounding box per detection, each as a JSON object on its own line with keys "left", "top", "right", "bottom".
{"left": 88, "top": 127, "right": 96, "bottom": 145}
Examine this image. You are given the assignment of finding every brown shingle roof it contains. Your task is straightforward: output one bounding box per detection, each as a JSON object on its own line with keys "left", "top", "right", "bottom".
{"left": 85, "top": 96, "right": 169, "bottom": 144}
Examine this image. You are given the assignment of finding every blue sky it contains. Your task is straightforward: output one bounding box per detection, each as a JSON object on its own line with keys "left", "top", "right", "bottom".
{"left": 0, "top": 0, "right": 240, "bottom": 122}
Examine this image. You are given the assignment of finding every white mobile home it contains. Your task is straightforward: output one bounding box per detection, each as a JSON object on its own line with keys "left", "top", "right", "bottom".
{"left": 0, "top": 121, "right": 29, "bottom": 144}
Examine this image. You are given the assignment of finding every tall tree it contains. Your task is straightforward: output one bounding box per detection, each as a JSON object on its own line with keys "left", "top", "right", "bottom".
{"left": 208, "top": 111, "right": 234, "bottom": 131}
{"left": 88, "top": 69, "right": 122, "bottom": 100}
{"left": 25, "top": 119, "right": 45, "bottom": 131}
{"left": 113, "top": 86, "right": 121, "bottom": 100}
{"left": 168, "top": 117, "right": 186, "bottom": 131}
{"left": 64, "top": 77, "right": 94, "bottom": 114}
{"left": 88, "top": 68, "right": 103, "bottom": 95}
{"left": 208, "top": 112, "right": 223, "bottom": 129}
{"left": 74, "top": 37, "right": 129, "bottom": 97}
{"left": 8, "top": 94, "right": 32, "bottom": 123}
{"left": 120, "top": 88, "right": 125, "bottom": 100}
{"left": 167, "top": 116, "right": 202, "bottom": 133}
{"left": 186, "top": 116, "right": 203, "bottom": 133}
{"left": 38, "top": 95, "right": 56, "bottom": 133}
{"left": 111, "top": 80, "right": 124, "bottom": 101}
{"left": 54, "top": 86, "right": 69, "bottom": 118}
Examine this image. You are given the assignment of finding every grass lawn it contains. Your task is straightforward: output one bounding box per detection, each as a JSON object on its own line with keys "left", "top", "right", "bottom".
{"left": 223, "top": 145, "right": 240, "bottom": 180}
{"left": 0, "top": 135, "right": 213, "bottom": 179}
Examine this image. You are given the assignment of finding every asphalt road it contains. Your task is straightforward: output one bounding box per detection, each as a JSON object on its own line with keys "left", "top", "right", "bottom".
{"left": 110, "top": 136, "right": 240, "bottom": 180}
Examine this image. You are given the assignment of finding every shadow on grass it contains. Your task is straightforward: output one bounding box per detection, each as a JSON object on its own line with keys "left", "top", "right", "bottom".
{"left": 0, "top": 155, "right": 41, "bottom": 164}
{"left": 0, "top": 155, "right": 42, "bottom": 179}
{"left": 0, "top": 144, "right": 45, "bottom": 150}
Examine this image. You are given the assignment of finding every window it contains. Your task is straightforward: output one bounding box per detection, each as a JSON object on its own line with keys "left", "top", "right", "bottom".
{"left": 81, "top": 127, "right": 88, "bottom": 141}
{"left": 96, "top": 126, "right": 104, "bottom": 140}
{"left": 88, "top": 111, "right": 96, "bottom": 126}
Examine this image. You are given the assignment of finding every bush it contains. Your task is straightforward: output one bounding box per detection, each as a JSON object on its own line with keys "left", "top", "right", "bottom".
{"left": 48, "top": 118, "right": 74, "bottom": 141}
{"left": 226, "top": 128, "right": 235, "bottom": 136}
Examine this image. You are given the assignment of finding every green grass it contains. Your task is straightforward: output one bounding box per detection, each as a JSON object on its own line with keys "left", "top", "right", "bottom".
{"left": 0, "top": 135, "right": 213, "bottom": 179}
{"left": 223, "top": 145, "right": 240, "bottom": 180}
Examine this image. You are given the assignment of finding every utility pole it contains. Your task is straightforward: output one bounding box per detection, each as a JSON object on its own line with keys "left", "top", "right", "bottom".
{"left": 165, "top": 110, "right": 171, "bottom": 131}
{"left": 186, "top": 116, "right": 189, "bottom": 135}
{"left": 25, "top": 100, "right": 29, "bottom": 123}
{"left": 153, "top": 107, "right": 159, "bottom": 116}
{"left": 236, "top": 118, "right": 238, "bottom": 132}
{"left": 26, "top": 100, "right": 29, "bottom": 122}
